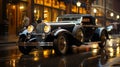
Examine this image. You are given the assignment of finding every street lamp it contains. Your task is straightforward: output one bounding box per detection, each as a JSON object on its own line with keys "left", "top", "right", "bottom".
{"left": 110, "top": 12, "right": 114, "bottom": 17}
{"left": 93, "top": 8, "right": 97, "bottom": 23}
{"left": 116, "top": 15, "right": 120, "bottom": 20}
{"left": 76, "top": 1, "right": 81, "bottom": 14}
{"left": 93, "top": 8, "right": 97, "bottom": 16}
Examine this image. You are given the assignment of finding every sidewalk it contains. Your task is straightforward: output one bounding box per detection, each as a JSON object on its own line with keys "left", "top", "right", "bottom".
{"left": 0, "top": 35, "right": 18, "bottom": 44}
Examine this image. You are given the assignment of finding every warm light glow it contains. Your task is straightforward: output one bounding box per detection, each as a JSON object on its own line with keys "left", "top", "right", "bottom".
{"left": 95, "top": 18, "right": 98, "bottom": 23}
{"left": 116, "top": 15, "right": 120, "bottom": 19}
{"left": 52, "top": 49, "right": 55, "bottom": 54}
{"left": 43, "top": 50, "right": 49, "bottom": 58}
{"left": 110, "top": 12, "right": 114, "bottom": 17}
{"left": 10, "top": 59, "right": 16, "bottom": 67}
{"left": 110, "top": 52, "right": 114, "bottom": 57}
{"left": 34, "top": 57, "right": 39, "bottom": 61}
{"left": 20, "top": 6, "right": 24, "bottom": 10}
{"left": 27, "top": 25, "right": 34, "bottom": 33}
{"left": 116, "top": 47, "right": 120, "bottom": 55}
{"left": 93, "top": 8, "right": 97, "bottom": 13}
{"left": 76, "top": 1, "right": 81, "bottom": 7}
{"left": 12, "top": 5, "right": 16, "bottom": 9}
{"left": 107, "top": 39, "right": 113, "bottom": 47}
{"left": 92, "top": 43, "right": 98, "bottom": 49}
{"left": 33, "top": 51, "right": 40, "bottom": 61}
{"left": 108, "top": 47, "right": 114, "bottom": 57}
{"left": 108, "top": 48, "right": 114, "bottom": 53}
{"left": 34, "top": 9, "right": 37, "bottom": 13}
{"left": 92, "top": 49, "right": 98, "bottom": 56}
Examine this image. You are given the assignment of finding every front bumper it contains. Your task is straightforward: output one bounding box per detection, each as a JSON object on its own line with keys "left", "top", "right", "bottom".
{"left": 38, "top": 42, "right": 53, "bottom": 46}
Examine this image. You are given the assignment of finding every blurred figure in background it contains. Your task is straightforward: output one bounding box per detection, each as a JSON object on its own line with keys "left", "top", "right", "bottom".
{"left": 22, "top": 14, "right": 30, "bottom": 29}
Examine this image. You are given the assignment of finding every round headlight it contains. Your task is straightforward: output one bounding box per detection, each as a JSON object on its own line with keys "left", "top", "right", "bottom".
{"left": 27, "top": 25, "right": 34, "bottom": 33}
{"left": 44, "top": 25, "right": 51, "bottom": 33}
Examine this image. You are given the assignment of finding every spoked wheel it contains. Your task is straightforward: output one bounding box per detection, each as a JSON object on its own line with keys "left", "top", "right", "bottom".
{"left": 53, "top": 33, "right": 69, "bottom": 55}
{"left": 18, "top": 37, "right": 33, "bottom": 55}
{"left": 99, "top": 31, "right": 107, "bottom": 48}
{"left": 75, "top": 29, "right": 84, "bottom": 42}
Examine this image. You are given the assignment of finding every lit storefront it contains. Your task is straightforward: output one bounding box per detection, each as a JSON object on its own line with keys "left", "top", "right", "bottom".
{"left": 0, "top": 0, "right": 66, "bottom": 35}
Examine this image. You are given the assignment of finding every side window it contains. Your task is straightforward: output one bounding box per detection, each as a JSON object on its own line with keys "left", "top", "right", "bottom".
{"left": 82, "top": 17, "right": 94, "bottom": 25}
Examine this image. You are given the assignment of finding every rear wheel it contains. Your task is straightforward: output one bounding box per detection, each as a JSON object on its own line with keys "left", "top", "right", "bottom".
{"left": 18, "top": 37, "right": 33, "bottom": 55}
{"left": 99, "top": 31, "right": 107, "bottom": 48}
{"left": 53, "top": 33, "right": 69, "bottom": 55}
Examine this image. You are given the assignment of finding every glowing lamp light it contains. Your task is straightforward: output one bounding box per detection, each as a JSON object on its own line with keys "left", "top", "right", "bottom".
{"left": 117, "top": 15, "right": 120, "bottom": 19}
{"left": 76, "top": 1, "right": 81, "bottom": 7}
{"left": 110, "top": 12, "right": 114, "bottom": 17}
{"left": 20, "top": 6, "right": 24, "bottom": 10}
{"left": 93, "top": 8, "right": 97, "bottom": 13}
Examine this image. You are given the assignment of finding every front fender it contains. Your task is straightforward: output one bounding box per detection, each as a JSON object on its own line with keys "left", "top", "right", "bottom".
{"left": 19, "top": 30, "right": 28, "bottom": 36}
{"left": 53, "top": 29, "right": 72, "bottom": 37}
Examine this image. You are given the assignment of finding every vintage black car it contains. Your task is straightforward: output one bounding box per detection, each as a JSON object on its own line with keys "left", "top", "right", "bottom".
{"left": 18, "top": 14, "right": 109, "bottom": 55}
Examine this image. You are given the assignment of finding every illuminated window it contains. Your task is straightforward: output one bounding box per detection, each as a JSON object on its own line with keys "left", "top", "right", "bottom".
{"left": 53, "top": 0, "right": 59, "bottom": 8}
{"left": 44, "top": 0, "right": 51, "bottom": 7}
{"left": 34, "top": 6, "right": 43, "bottom": 20}
{"left": 44, "top": 8, "right": 51, "bottom": 22}
{"left": 72, "top": 5, "right": 77, "bottom": 13}
{"left": 60, "top": 2, "right": 66, "bottom": 10}
{"left": 34, "top": 0, "right": 43, "bottom": 5}
{"left": 52, "top": 9, "right": 59, "bottom": 22}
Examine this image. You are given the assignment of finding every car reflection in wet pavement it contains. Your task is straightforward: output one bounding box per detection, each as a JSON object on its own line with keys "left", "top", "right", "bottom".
{"left": 0, "top": 37, "right": 120, "bottom": 67}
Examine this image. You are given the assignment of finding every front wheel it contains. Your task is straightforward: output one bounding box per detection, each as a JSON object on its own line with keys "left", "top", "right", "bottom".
{"left": 18, "top": 37, "right": 33, "bottom": 55}
{"left": 53, "top": 33, "right": 69, "bottom": 55}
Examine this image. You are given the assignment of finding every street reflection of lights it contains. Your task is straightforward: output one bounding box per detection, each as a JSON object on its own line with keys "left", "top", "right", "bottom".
{"left": 92, "top": 49, "right": 98, "bottom": 56}
{"left": 33, "top": 51, "right": 40, "bottom": 61}
{"left": 110, "top": 52, "right": 114, "bottom": 57}
{"left": 108, "top": 48, "right": 114, "bottom": 57}
{"left": 92, "top": 43, "right": 98, "bottom": 49}
{"left": 43, "top": 49, "right": 50, "bottom": 58}
{"left": 52, "top": 49, "right": 55, "bottom": 54}
{"left": 107, "top": 39, "right": 113, "bottom": 47}
{"left": 116, "top": 44, "right": 119, "bottom": 46}
{"left": 116, "top": 47, "right": 120, "bottom": 56}
{"left": 10, "top": 59, "right": 16, "bottom": 67}
{"left": 34, "top": 57, "right": 39, "bottom": 61}
{"left": 108, "top": 48, "right": 114, "bottom": 53}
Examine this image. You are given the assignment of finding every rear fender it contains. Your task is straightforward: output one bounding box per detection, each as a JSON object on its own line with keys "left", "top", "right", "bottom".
{"left": 93, "top": 27, "right": 109, "bottom": 41}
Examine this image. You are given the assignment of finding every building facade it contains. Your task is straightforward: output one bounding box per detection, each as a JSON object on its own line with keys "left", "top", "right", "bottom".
{"left": 0, "top": 0, "right": 94, "bottom": 36}
{"left": 91, "top": 0, "right": 120, "bottom": 26}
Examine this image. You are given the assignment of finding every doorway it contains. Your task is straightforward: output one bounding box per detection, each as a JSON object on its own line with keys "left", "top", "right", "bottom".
{"left": 7, "top": 4, "right": 17, "bottom": 35}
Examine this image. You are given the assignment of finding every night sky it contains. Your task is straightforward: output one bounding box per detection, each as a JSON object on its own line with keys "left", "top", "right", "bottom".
{"left": 113, "top": 0, "right": 120, "bottom": 12}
